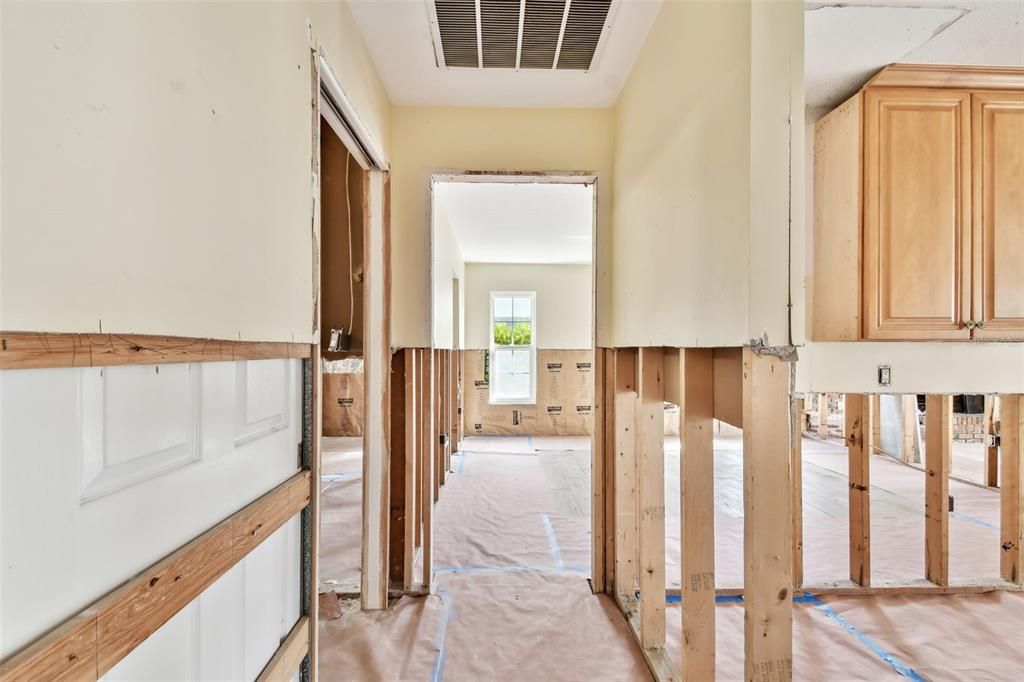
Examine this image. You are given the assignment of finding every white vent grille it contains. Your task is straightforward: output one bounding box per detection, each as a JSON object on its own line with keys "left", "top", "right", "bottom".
{"left": 432, "top": 0, "right": 613, "bottom": 71}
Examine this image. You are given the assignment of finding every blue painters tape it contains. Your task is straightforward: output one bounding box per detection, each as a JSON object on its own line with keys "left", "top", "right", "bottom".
{"left": 541, "top": 513, "right": 565, "bottom": 569}
{"left": 664, "top": 594, "right": 742, "bottom": 604}
{"left": 800, "top": 593, "right": 926, "bottom": 681}
{"left": 951, "top": 510, "right": 999, "bottom": 531}
{"left": 456, "top": 453, "right": 466, "bottom": 476}
{"left": 430, "top": 587, "right": 455, "bottom": 682}
{"left": 527, "top": 435, "right": 534, "bottom": 449}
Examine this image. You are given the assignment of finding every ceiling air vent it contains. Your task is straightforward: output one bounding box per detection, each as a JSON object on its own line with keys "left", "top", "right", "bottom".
{"left": 431, "top": 0, "right": 613, "bottom": 71}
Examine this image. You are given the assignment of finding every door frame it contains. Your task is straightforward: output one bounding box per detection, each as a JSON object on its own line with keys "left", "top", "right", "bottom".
{"left": 426, "top": 170, "right": 602, "bottom": 583}
{"left": 311, "top": 46, "right": 392, "bottom": 633}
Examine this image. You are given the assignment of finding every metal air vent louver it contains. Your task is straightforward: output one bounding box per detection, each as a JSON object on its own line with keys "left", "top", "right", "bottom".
{"left": 432, "top": 0, "right": 613, "bottom": 71}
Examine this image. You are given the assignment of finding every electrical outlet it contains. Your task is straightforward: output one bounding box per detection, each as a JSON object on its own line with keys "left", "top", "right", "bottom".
{"left": 878, "top": 365, "right": 892, "bottom": 386}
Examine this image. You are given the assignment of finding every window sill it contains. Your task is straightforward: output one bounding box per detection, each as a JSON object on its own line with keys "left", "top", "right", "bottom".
{"left": 489, "top": 398, "right": 536, "bottom": 407}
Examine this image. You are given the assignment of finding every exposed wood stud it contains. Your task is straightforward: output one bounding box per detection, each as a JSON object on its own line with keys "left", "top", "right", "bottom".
{"left": 925, "top": 395, "right": 952, "bottom": 586}
{"left": 846, "top": 393, "right": 871, "bottom": 587}
{"left": 679, "top": 348, "right": 715, "bottom": 681}
{"left": 1001, "top": 395, "right": 1024, "bottom": 583}
{"left": 636, "top": 347, "right": 665, "bottom": 649}
{"left": 792, "top": 397, "right": 804, "bottom": 589}
{"left": 592, "top": 348, "right": 608, "bottom": 593}
{"left": 901, "top": 395, "right": 919, "bottom": 464}
{"left": 743, "top": 348, "right": 793, "bottom": 682}
{"left": 613, "top": 348, "right": 638, "bottom": 597}
{"left": 985, "top": 396, "right": 999, "bottom": 487}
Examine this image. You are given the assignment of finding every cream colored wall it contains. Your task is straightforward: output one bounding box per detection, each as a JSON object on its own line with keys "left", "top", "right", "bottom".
{"left": 432, "top": 201, "right": 465, "bottom": 349}
{"left": 0, "top": 1, "right": 390, "bottom": 342}
{"left": 390, "top": 106, "right": 613, "bottom": 349}
{"left": 464, "top": 263, "right": 592, "bottom": 350}
{"left": 611, "top": 0, "right": 802, "bottom": 347}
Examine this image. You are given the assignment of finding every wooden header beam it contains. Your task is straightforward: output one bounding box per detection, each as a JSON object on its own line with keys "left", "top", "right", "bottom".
{"left": 0, "top": 472, "right": 310, "bottom": 681}
{"left": 0, "top": 332, "right": 310, "bottom": 370}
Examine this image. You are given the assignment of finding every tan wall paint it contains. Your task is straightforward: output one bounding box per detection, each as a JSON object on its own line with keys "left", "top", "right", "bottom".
{"left": 464, "top": 263, "right": 592, "bottom": 350}
{"left": 1, "top": 1, "right": 390, "bottom": 341}
{"left": 390, "top": 106, "right": 614, "bottom": 349}
{"left": 611, "top": 0, "right": 801, "bottom": 347}
{"left": 432, "top": 201, "right": 466, "bottom": 349}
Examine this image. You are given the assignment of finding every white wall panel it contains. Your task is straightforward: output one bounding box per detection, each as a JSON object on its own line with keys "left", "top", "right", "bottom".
{"left": 0, "top": 359, "right": 303, "bottom": 658}
{"left": 100, "top": 520, "right": 301, "bottom": 682}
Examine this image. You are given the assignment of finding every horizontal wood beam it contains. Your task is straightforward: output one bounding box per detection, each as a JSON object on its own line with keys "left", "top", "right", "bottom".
{"left": 665, "top": 578, "right": 1023, "bottom": 599}
{"left": 0, "top": 332, "right": 310, "bottom": 370}
{"left": 256, "top": 616, "right": 311, "bottom": 682}
{"left": 0, "top": 472, "right": 310, "bottom": 681}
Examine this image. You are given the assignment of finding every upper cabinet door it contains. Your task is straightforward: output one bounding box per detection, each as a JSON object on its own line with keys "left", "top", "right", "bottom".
{"left": 972, "top": 91, "right": 1024, "bottom": 341}
{"left": 863, "top": 88, "right": 972, "bottom": 340}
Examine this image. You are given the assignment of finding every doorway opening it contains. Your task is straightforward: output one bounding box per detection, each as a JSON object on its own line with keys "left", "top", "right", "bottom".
{"left": 428, "top": 174, "right": 598, "bottom": 576}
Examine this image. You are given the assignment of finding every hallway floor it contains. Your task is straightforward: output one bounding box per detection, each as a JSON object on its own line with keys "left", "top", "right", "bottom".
{"left": 318, "top": 435, "right": 1024, "bottom": 681}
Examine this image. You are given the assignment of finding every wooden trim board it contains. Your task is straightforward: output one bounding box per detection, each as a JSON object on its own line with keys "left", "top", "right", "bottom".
{"left": 0, "top": 472, "right": 310, "bottom": 681}
{"left": 0, "top": 332, "right": 311, "bottom": 370}
{"left": 866, "top": 63, "right": 1024, "bottom": 91}
{"left": 256, "top": 616, "right": 311, "bottom": 682}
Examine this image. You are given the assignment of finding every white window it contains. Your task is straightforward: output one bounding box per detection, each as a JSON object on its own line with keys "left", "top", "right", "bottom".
{"left": 489, "top": 292, "right": 536, "bottom": 404}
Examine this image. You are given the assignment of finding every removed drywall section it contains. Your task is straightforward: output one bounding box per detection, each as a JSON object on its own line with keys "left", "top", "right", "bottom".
{"left": 432, "top": 200, "right": 466, "bottom": 349}
{"left": 463, "top": 349, "right": 593, "bottom": 436}
{"left": 464, "top": 263, "right": 592, "bottom": 350}
{"left": 0, "top": 1, "right": 390, "bottom": 341}
{"left": 612, "top": 0, "right": 801, "bottom": 347}
{"left": 389, "top": 106, "right": 614, "bottom": 349}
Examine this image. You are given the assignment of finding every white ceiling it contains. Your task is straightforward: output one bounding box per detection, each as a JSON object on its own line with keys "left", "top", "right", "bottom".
{"left": 434, "top": 182, "right": 594, "bottom": 263}
{"left": 346, "top": 0, "right": 662, "bottom": 107}
{"left": 806, "top": 0, "right": 1024, "bottom": 116}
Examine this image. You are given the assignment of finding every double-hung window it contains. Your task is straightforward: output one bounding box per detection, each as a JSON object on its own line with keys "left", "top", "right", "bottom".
{"left": 489, "top": 292, "right": 536, "bottom": 404}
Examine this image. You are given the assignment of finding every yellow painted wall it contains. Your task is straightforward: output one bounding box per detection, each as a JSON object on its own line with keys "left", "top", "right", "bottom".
{"left": 389, "top": 106, "right": 614, "bottom": 348}
{"left": 1, "top": 1, "right": 390, "bottom": 342}
{"left": 611, "top": 0, "right": 802, "bottom": 347}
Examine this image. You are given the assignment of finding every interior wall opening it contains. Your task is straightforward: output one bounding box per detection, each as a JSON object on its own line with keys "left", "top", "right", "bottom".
{"left": 429, "top": 176, "right": 597, "bottom": 577}
{"left": 318, "top": 115, "right": 367, "bottom": 598}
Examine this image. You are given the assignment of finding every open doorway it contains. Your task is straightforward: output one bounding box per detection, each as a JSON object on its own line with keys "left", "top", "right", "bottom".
{"left": 429, "top": 175, "right": 597, "bottom": 575}
{"left": 317, "top": 119, "right": 365, "bottom": 598}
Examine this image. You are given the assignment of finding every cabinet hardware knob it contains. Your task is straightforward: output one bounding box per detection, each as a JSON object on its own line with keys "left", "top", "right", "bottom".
{"left": 977, "top": 320, "right": 986, "bottom": 329}
{"left": 965, "top": 320, "right": 976, "bottom": 330}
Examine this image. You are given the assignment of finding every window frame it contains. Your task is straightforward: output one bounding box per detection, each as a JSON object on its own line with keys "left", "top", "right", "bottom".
{"left": 488, "top": 291, "right": 537, "bottom": 405}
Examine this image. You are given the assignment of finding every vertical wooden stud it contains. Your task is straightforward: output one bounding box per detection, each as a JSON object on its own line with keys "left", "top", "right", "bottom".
{"left": 901, "top": 395, "right": 919, "bottom": 464}
{"left": 818, "top": 393, "right": 829, "bottom": 438}
{"left": 924, "top": 394, "right": 951, "bottom": 586}
{"left": 421, "top": 350, "right": 434, "bottom": 588}
{"left": 636, "top": 347, "right": 665, "bottom": 649}
{"left": 680, "top": 348, "right": 715, "bottom": 680}
{"left": 592, "top": 349, "right": 608, "bottom": 594}
{"left": 984, "top": 396, "right": 999, "bottom": 487}
{"left": 387, "top": 350, "right": 408, "bottom": 588}
{"left": 603, "top": 349, "right": 617, "bottom": 590}
{"left": 433, "top": 350, "right": 441, "bottom": 501}
{"left": 846, "top": 393, "right": 871, "bottom": 587}
{"left": 743, "top": 348, "right": 793, "bottom": 682}
{"left": 1001, "top": 395, "right": 1024, "bottom": 583}
{"left": 613, "top": 349, "right": 639, "bottom": 597}
{"left": 791, "top": 397, "right": 804, "bottom": 589}
{"left": 870, "top": 395, "right": 881, "bottom": 452}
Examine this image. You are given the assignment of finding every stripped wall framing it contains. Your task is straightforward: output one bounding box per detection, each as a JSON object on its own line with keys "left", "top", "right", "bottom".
{"left": 388, "top": 348, "right": 463, "bottom": 592}
{"left": 590, "top": 346, "right": 1024, "bottom": 682}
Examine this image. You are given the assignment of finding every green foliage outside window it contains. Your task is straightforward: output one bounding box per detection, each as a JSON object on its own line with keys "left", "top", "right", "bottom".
{"left": 493, "top": 321, "right": 532, "bottom": 346}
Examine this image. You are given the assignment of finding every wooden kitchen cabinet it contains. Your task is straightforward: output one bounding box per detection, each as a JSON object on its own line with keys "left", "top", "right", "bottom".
{"left": 972, "top": 91, "right": 1024, "bottom": 340}
{"left": 812, "top": 64, "right": 1024, "bottom": 341}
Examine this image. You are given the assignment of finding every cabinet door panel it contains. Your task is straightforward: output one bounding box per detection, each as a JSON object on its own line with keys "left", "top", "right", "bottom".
{"left": 864, "top": 88, "right": 972, "bottom": 340}
{"left": 973, "top": 91, "right": 1024, "bottom": 340}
